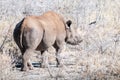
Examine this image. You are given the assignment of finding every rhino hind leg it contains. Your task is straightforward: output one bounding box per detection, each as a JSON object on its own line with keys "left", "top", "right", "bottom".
{"left": 21, "top": 29, "right": 43, "bottom": 71}
{"left": 27, "top": 59, "right": 34, "bottom": 70}
{"left": 21, "top": 49, "right": 32, "bottom": 71}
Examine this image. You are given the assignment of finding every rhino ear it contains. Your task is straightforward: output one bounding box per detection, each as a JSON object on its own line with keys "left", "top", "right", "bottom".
{"left": 66, "top": 20, "right": 72, "bottom": 28}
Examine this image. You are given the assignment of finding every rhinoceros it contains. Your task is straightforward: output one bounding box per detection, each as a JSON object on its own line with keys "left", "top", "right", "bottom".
{"left": 13, "top": 11, "right": 82, "bottom": 71}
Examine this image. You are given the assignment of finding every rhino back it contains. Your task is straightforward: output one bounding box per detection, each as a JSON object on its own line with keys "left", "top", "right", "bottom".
{"left": 40, "top": 11, "right": 67, "bottom": 43}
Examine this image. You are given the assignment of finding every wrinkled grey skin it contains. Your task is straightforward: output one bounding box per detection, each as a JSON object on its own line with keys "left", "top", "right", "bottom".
{"left": 13, "top": 11, "right": 82, "bottom": 71}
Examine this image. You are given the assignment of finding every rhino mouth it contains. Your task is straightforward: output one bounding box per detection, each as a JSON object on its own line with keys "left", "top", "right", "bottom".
{"left": 66, "top": 39, "right": 83, "bottom": 45}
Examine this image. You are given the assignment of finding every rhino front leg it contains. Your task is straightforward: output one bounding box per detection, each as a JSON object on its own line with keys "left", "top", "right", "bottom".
{"left": 54, "top": 42, "right": 66, "bottom": 67}
{"left": 56, "top": 48, "right": 62, "bottom": 67}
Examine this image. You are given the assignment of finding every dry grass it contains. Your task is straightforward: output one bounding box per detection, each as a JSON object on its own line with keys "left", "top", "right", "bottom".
{"left": 0, "top": 53, "right": 12, "bottom": 80}
{"left": 0, "top": 17, "right": 120, "bottom": 80}
{"left": 0, "top": 0, "right": 120, "bottom": 79}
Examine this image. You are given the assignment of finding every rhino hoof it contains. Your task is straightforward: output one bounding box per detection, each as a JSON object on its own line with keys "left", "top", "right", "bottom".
{"left": 21, "top": 67, "right": 29, "bottom": 71}
{"left": 29, "top": 66, "right": 34, "bottom": 70}
{"left": 57, "top": 64, "right": 63, "bottom": 67}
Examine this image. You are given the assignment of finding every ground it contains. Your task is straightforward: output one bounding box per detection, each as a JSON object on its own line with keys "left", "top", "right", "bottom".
{"left": 1, "top": 45, "right": 120, "bottom": 80}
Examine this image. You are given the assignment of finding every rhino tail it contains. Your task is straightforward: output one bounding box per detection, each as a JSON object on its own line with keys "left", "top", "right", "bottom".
{"left": 20, "top": 29, "right": 23, "bottom": 48}
{"left": 20, "top": 18, "right": 25, "bottom": 48}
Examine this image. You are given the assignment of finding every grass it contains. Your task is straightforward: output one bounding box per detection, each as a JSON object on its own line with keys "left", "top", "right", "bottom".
{"left": 0, "top": 53, "right": 12, "bottom": 80}
{"left": 0, "top": 16, "right": 120, "bottom": 79}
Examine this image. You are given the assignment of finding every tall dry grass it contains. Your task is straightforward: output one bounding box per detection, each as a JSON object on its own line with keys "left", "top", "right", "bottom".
{"left": 0, "top": 0, "right": 120, "bottom": 79}
{"left": 0, "top": 53, "right": 12, "bottom": 80}
{"left": 0, "top": 19, "right": 21, "bottom": 80}
{"left": 0, "top": 17, "right": 120, "bottom": 80}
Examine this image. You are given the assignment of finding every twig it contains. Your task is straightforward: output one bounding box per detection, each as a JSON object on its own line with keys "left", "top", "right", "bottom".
{"left": 47, "top": 62, "right": 54, "bottom": 78}
{"left": 45, "top": 55, "right": 54, "bottom": 78}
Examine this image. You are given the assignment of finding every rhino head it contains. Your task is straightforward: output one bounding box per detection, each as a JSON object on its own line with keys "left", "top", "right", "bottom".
{"left": 65, "top": 20, "right": 82, "bottom": 45}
